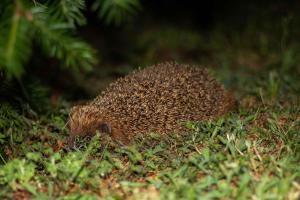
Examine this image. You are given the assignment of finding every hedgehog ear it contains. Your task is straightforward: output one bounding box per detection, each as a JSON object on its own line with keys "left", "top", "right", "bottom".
{"left": 98, "top": 123, "right": 112, "bottom": 135}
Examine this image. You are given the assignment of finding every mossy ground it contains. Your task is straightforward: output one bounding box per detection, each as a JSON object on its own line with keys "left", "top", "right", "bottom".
{"left": 0, "top": 26, "right": 300, "bottom": 199}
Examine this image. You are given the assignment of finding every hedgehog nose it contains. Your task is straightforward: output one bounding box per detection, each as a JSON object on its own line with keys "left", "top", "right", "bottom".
{"left": 99, "top": 123, "right": 111, "bottom": 135}
{"left": 66, "top": 136, "right": 76, "bottom": 148}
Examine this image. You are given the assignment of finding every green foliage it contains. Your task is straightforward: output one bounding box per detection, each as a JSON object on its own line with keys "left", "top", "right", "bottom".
{"left": 0, "top": 1, "right": 33, "bottom": 78}
{"left": 6, "top": 88, "right": 299, "bottom": 191}
{"left": 25, "top": 80, "right": 51, "bottom": 112}
{"left": 0, "top": 159, "right": 36, "bottom": 190}
{"left": 0, "top": 0, "right": 141, "bottom": 78}
{"left": 0, "top": 66, "right": 300, "bottom": 198}
{"left": 0, "top": 0, "right": 94, "bottom": 78}
{"left": 32, "top": 11, "right": 96, "bottom": 72}
{"left": 47, "top": 0, "right": 87, "bottom": 27}
{"left": 0, "top": 104, "right": 28, "bottom": 148}
{"left": 92, "top": 0, "right": 141, "bottom": 25}
{"left": 0, "top": 105, "right": 299, "bottom": 199}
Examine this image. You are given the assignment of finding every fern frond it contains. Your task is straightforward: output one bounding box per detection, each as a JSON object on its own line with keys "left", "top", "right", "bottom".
{"left": 92, "top": 0, "right": 141, "bottom": 25}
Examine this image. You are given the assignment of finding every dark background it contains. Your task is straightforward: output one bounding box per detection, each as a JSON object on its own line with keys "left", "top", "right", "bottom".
{"left": 4, "top": 0, "right": 300, "bottom": 105}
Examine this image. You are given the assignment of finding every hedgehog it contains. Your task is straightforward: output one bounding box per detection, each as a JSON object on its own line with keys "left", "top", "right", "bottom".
{"left": 68, "top": 62, "right": 236, "bottom": 145}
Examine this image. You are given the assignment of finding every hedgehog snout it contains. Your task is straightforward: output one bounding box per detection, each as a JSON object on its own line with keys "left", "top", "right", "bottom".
{"left": 71, "top": 121, "right": 112, "bottom": 138}
{"left": 98, "top": 122, "right": 112, "bottom": 135}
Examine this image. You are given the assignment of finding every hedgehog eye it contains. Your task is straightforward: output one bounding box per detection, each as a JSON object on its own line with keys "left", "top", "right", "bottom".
{"left": 98, "top": 123, "right": 111, "bottom": 134}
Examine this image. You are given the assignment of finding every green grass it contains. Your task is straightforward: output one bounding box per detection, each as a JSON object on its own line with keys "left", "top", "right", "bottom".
{"left": 0, "top": 28, "right": 300, "bottom": 199}
{"left": 0, "top": 74, "right": 299, "bottom": 200}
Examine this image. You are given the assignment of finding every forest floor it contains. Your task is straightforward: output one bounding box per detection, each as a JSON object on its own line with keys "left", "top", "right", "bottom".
{"left": 0, "top": 26, "right": 300, "bottom": 199}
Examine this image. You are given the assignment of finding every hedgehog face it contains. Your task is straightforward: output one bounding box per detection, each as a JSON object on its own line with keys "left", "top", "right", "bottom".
{"left": 68, "top": 105, "right": 112, "bottom": 145}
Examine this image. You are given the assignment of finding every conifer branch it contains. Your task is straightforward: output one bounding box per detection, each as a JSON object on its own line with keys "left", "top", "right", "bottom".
{"left": 48, "top": 0, "right": 86, "bottom": 27}
{"left": 92, "top": 0, "right": 141, "bottom": 25}
{"left": 0, "top": 0, "right": 141, "bottom": 78}
{"left": 5, "top": 1, "right": 21, "bottom": 68}
{"left": 31, "top": 5, "right": 96, "bottom": 71}
{"left": 1, "top": 0, "right": 32, "bottom": 78}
